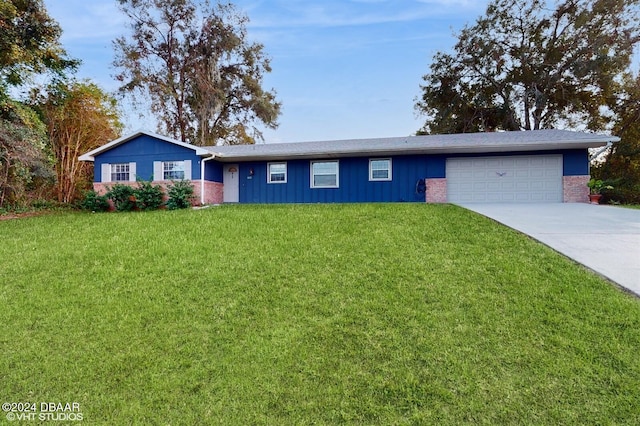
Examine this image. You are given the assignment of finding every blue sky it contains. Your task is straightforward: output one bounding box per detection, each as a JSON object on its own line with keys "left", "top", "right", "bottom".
{"left": 43, "top": 0, "right": 490, "bottom": 143}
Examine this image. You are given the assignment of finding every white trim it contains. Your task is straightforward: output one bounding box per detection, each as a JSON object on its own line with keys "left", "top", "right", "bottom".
{"left": 310, "top": 160, "right": 339, "bottom": 189}
{"left": 153, "top": 161, "right": 162, "bottom": 181}
{"left": 101, "top": 163, "right": 111, "bottom": 183}
{"left": 78, "top": 130, "right": 212, "bottom": 161}
{"left": 129, "top": 162, "right": 136, "bottom": 182}
{"left": 369, "top": 158, "right": 392, "bottom": 181}
{"left": 201, "top": 154, "right": 217, "bottom": 205}
{"left": 267, "top": 162, "right": 287, "bottom": 184}
{"left": 184, "top": 159, "right": 192, "bottom": 180}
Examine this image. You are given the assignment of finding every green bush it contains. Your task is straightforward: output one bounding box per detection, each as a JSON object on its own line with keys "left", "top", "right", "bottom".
{"left": 80, "top": 190, "right": 110, "bottom": 212}
{"left": 134, "top": 179, "right": 164, "bottom": 211}
{"left": 166, "top": 180, "right": 195, "bottom": 210}
{"left": 105, "top": 184, "right": 136, "bottom": 212}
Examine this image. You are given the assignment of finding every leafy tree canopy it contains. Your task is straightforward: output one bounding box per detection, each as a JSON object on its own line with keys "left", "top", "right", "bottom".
{"left": 113, "top": 0, "right": 281, "bottom": 146}
{"left": 593, "top": 72, "right": 640, "bottom": 203}
{"left": 0, "top": 0, "right": 78, "bottom": 87}
{"left": 415, "top": 0, "right": 640, "bottom": 134}
{"left": 32, "top": 80, "right": 122, "bottom": 203}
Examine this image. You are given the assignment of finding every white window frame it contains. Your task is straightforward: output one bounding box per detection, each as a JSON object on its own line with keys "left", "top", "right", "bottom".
{"left": 310, "top": 160, "right": 339, "bottom": 188}
{"left": 163, "top": 161, "right": 185, "bottom": 180}
{"left": 101, "top": 162, "right": 135, "bottom": 183}
{"left": 369, "top": 158, "right": 392, "bottom": 181}
{"left": 109, "top": 163, "right": 131, "bottom": 182}
{"left": 267, "top": 162, "right": 287, "bottom": 184}
{"left": 153, "top": 160, "right": 192, "bottom": 181}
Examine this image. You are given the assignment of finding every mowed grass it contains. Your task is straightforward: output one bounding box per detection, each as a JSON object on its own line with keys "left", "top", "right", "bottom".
{"left": 1, "top": 204, "right": 640, "bottom": 424}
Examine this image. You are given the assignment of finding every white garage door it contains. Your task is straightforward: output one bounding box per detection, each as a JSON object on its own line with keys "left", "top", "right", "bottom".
{"left": 447, "top": 155, "right": 563, "bottom": 203}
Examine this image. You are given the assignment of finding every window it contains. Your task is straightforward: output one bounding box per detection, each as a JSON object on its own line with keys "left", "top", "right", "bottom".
{"left": 268, "top": 162, "right": 287, "bottom": 183}
{"left": 163, "top": 161, "right": 185, "bottom": 180}
{"left": 369, "top": 158, "right": 392, "bottom": 181}
{"left": 154, "top": 160, "right": 191, "bottom": 181}
{"left": 111, "top": 163, "right": 130, "bottom": 182}
{"left": 311, "top": 161, "right": 339, "bottom": 188}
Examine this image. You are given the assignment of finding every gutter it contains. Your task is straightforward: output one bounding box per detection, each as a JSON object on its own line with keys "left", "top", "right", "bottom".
{"left": 200, "top": 153, "right": 217, "bottom": 205}
{"left": 589, "top": 141, "right": 613, "bottom": 162}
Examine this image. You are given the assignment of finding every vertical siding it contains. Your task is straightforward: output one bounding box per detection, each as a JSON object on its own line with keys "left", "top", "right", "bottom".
{"left": 205, "top": 161, "right": 224, "bottom": 182}
{"left": 444, "top": 149, "right": 588, "bottom": 176}
{"left": 239, "top": 155, "right": 436, "bottom": 203}
{"left": 562, "top": 149, "right": 589, "bottom": 176}
{"left": 94, "top": 135, "right": 205, "bottom": 182}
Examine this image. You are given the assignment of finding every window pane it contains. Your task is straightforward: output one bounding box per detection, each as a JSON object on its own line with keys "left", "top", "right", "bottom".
{"left": 269, "top": 163, "right": 287, "bottom": 183}
{"left": 271, "top": 173, "right": 285, "bottom": 182}
{"left": 111, "top": 163, "right": 129, "bottom": 181}
{"left": 372, "top": 169, "right": 389, "bottom": 179}
{"left": 314, "top": 174, "right": 336, "bottom": 187}
{"left": 270, "top": 164, "right": 286, "bottom": 174}
{"left": 311, "top": 161, "right": 338, "bottom": 187}
{"left": 370, "top": 159, "right": 391, "bottom": 180}
{"left": 371, "top": 160, "right": 388, "bottom": 170}
{"left": 164, "top": 161, "right": 185, "bottom": 180}
{"left": 313, "top": 162, "right": 337, "bottom": 175}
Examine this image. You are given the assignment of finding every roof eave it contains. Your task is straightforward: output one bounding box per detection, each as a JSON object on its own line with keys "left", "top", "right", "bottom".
{"left": 78, "top": 130, "right": 211, "bottom": 162}
{"left": 213, "top": 139, "right": 617, "bottom": 162}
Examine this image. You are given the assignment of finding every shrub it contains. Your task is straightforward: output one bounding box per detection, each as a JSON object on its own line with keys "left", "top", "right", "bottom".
{"left": 166, "top": 180, "right": 195, "bottom": 210}
{"left": 105, "top": 184, "right": 136, "bottom": 212}
{"left": 134, "top": 179, "right": 164, "bottom": 211}
{"left": 80, "top": 190, "right": 110, "bottom": 212}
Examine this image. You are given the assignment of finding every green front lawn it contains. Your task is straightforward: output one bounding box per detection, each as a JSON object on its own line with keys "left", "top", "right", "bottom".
{"left": 1, "top": 204, "right": 639, "bottom": 424}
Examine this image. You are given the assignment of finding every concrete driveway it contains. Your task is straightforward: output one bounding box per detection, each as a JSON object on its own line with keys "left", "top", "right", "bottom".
{"left": 459, "top": 203, "right": 640, "bottom": 296}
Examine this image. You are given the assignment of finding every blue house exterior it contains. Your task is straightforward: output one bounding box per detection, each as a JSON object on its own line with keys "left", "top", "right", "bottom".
{"left": 79, "top": 129, "right": 616, "bottom": 205}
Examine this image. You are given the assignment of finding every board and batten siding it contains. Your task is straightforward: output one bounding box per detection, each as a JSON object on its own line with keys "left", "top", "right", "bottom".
{"left": 93, "top": 134, "right": 206, "bottom": 182}
{"left": 237, "top": 155, "right": 441, "bottom": 203}
{"left": 233, "top": 149, "right": 588, "bottom": 204}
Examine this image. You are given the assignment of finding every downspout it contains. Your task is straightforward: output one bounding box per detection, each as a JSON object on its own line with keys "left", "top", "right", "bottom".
{"left": 200, "top": 153, "right": 217, "bottom": 205}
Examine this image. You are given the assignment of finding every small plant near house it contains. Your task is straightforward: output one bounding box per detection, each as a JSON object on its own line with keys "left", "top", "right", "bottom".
{"left": 166, "top": 180, "right": 195, "bottom": 210}
{"left": 587, "top": 178, "right": 614, "bottom": 204}
{"left": 134, "top": 179, "right": 164, "bottom": 211}
{"left": 587, "top": 178, "right": 613, "bottom": 195}
{"left": 79, "top": 190, "right": 110, "bottom": 212}
{"left": 105, "top": 183, "right": 136, "bottom": 212}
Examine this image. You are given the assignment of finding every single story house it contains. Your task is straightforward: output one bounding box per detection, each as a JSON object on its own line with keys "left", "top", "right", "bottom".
{"left": 78, "top": 129, "right": 618, "bottom": 205}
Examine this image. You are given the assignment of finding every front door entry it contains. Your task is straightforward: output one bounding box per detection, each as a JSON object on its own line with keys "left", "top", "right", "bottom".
{"left": 223, "top": 164, "right": 240, "bottom": 203}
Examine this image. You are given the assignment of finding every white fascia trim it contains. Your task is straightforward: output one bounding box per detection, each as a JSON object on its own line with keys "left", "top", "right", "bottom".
{"left": 200, "top": 154, "right": 217, "bottom": 205}
{"left": 78, "top": 129, "right": 214, "bottom": 162}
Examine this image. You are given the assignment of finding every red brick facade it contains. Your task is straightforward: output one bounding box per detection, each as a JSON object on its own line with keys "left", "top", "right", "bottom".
{"left": 198, "top": 181, "right": 224, "bottom": 205}
{"left": 93, "top": 180, "right": 223, "bottom": 206}
{"left": 426, "top": 178, "right": 447, "bottom": 203}
{"left": 563, "top": 175, "right": 589, "bottom": 203}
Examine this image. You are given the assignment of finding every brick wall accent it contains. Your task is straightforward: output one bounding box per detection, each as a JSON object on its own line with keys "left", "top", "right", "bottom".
{"left": 196, "top": 181, "right": 224, "bottom": 205}
{"left": 563, "top": 175, "right": 590, "bottom": 203}
{"left": 426, "top": 178, "right": 447, "bottom": 203}
{"left": 93, "top": 180, "right": 224, "bottom": 207}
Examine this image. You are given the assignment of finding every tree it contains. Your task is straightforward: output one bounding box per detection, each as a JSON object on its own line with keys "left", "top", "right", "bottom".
{"left": 593, "top": 73, "right": 640, "bottom": 203}
{"left": 415, "top": 0, "right": 640, "bottom": 134}
{"left": 0, "top": 0, "right": 77, "bottom": 87}
{"left": 33, "top": 80, "right": 122, "bottom": 203}
{"left": 0, "top": 95, "right": 53, "bottom": 207}
{"left": 113, "top": 0, "right": 281, "bottom": 146}
{"left": 0, "top": 0, "right": 78, "bottom": 208}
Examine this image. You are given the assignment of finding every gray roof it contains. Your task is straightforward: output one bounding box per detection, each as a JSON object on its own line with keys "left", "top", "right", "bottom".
{"left": 206, "top": 129, "right": 618, "bottom": 162}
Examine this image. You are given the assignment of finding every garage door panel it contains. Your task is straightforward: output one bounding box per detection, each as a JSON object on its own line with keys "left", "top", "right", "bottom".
{"left": 447, "top": 155, "right": 563, "bottom": 203}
